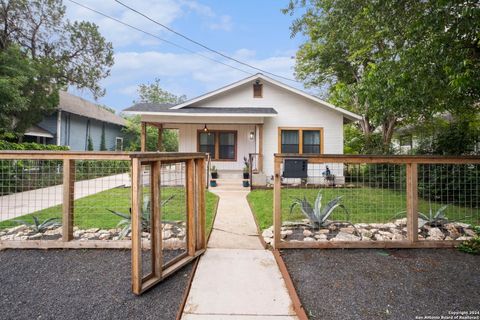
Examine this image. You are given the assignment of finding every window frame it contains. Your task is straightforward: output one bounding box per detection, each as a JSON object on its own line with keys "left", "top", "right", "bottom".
{"left": 115, "top": 137, "right": 123, "bottom": 151}
{"left": 278, "top": 127, "right": 324, "bottom": 154}
{"left": 197, "top": 130, "right": 237, "bottom": 161}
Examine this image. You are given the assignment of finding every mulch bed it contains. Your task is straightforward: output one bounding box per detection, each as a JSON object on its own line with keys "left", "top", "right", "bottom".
{"left": 0, "top": 249, "right": 194, "bottom": 320}
{"left": 280, "top": 249, "right": 480, "bottom": 320}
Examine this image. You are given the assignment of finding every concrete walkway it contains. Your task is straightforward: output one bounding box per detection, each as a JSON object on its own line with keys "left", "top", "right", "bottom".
{"left": 181, "top": 184, "right": 298, "bottom": 319}
{"left": 0, "top": 173, "right": 129, "bottom": 221}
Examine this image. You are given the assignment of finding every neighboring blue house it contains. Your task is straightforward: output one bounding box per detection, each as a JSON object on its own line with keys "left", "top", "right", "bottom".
{"left": 24, "top": 91, "right": 126, "bottom": 151}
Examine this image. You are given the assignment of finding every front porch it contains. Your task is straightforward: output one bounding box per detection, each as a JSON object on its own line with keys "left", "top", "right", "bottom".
{"left": 139, "top": 116, "right": 267, "bottom": 186}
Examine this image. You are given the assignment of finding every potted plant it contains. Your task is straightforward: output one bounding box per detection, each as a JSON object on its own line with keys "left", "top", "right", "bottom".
{"left": 211, "top": 165, "right": 218, "bottom": 179}
{"left": 242, "top": 180, "right": 250, "bottom": 187}
{"left": 243, "top": 156, "right": 250, "bottom": 179}
{"left": 210, "top": 180, "right": 217, "bottom": 187}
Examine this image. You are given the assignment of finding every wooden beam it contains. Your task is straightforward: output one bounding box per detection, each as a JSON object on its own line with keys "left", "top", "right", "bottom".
{"left": 276, "top": 240, "right": 462, "bottom": 249}
{"left": 186, "top": 159, "right": 196, "bottom": 256}
{"left": 157, "top": 124, "right": 164, "bottom": 152}
{"left": 62, "top": 159, "right": 75, "bottom": 242}
{"left": 0, "top": 239, "right": 153, "bottom": 250}
{"left": 406, "top": 163, "right": 419, "bottom": 242}
{"left": 140, "top": 122, "right": 147, "bottom": 152}
{"left": 131, "top": 158, "right": 143, "bottom": 295}
{"left": 151, "top": 160, "right": 162, "bottom": 278}
{"left": 196, "top": 158, "right": 206, "bottom": 250}
{"left": 273, "top": 157, "right": 282, "bottom": 249}
{"left": 258, "top": 124, "right": 264, "bottom": 172}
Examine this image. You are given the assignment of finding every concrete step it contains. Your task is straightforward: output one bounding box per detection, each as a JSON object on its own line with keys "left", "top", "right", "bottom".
{"left": 215, "top": 171, "right": 244, "bottom": 179}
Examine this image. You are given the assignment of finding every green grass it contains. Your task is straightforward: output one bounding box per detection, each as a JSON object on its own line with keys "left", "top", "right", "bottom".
{"left": 0, "top": 187, "right": 219, "bottom": 236}
{"left": 247, "top": 187, "right": 479, "bottom": 230}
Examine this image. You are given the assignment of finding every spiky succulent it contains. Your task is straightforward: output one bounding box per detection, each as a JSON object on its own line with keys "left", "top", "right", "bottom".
{"left": 13, "top": 216, "right": 61, "bottom": 233}
{"left": 108, "top": 195, "right": 175, "bottom": 239}
{"left": 290, "top": 191, "right": 350, "bottom": 228}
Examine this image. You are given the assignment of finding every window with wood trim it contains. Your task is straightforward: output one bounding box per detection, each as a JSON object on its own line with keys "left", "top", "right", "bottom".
{"left": 279, "top": 128, "right": 323, "bottom": 154}
{"left": 253, "top": 83, "right": 263, "bottom": 98}
{"left": 198, "top": 130, "right": 237, "bottom": 160}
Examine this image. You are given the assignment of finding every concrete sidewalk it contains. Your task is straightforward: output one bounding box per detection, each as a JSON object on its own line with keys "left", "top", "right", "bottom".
{"left": 0, "top": 173, "right": 129, "bottom": 221}
{"left": 181, "top": 186, "right": 298, "bottom": 319}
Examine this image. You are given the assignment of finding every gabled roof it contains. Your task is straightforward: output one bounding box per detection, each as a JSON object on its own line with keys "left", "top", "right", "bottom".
{"left": 59, "top": 91, "right": 126, "bottom": 126}
{"left": 123, "top": 104, "right": 277, "bottom": 117}
{"left": 169, "top": 73, "right": 362, "bottom": 121}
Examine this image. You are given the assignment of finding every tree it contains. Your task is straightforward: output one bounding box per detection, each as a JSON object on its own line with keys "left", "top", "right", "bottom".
{"left": 100, "top": 125, "right": 106, "bottom": 151}
{"left": 87, "top": 136, "right": 94, "bottom": 151}
{"left": 284, "top": 0, "right": 480, "bottom": 153}
{"left": 0, "top": 45, "right": 59, "bottom": 137}
{"left": 0, "top": 0, "right": 114, "bottom": 98}
{"left": 123, "top": 79, "right": 186, "bottom": 151}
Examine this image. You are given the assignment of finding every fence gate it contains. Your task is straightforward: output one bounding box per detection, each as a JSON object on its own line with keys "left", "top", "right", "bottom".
{"left": 130, "top": 153, "right": 206, "bottom": 295}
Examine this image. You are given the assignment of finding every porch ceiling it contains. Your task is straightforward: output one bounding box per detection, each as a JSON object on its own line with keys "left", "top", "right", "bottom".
{"left": 140, "top": 114, "right": 268, "bottom": 124}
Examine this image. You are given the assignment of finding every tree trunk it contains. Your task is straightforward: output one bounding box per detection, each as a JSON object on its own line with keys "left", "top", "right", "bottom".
{"left": 381, "top": 117, "right": 397, "bottom": 153}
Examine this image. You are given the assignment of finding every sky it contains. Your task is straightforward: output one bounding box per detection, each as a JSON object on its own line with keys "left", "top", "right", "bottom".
{"left": 64, "top": 0, "right": 307, "bottom": 111}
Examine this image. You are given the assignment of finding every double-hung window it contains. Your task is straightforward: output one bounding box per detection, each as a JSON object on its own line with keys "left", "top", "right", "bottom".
{"left": 279, "top": 128, "right": 323, "bottom": 154}
{"left": 198, "top": 130, "right": 237, "bottom": 160}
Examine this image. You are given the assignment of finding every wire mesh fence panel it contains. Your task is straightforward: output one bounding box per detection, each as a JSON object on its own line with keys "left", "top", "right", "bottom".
{"left": 161, "top": 161, "right": 187, "bottom": 266}
{"left": 72, "top": 160, "right": 131, "bottom": 241}
{"left": 278, "top": 162, "right": 408, "bottom": 244}
{"left": 417, "top": 163, "right": 479, "bottom": 241}
{"left": 0, "top": 159, "right": 64, "bottom": 239}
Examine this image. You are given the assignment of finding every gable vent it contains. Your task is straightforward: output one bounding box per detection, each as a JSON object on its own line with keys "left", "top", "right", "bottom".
{"left": 253, "top": 81, "right": 263, "bottom": 98}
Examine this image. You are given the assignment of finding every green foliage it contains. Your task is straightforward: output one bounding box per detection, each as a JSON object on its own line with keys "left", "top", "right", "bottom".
{"left": 135, "top": 78, "right": 186, "bottom": 105}
{"left": 0, "top": 45, "right": 60, "bottom": 137}
{"left": 14, "top": 216, "right": 61, "bottom": 233}
{"left": 0, "top": 0, "right": 114, "bottom": 98}
{"left": 289, "top": 191, "right": 350, "bottom": 228}
{"left": 285, "top": 0, "right": 480, "bottom": 153}
{"left": 458, "top": 227, "right": 480, "bottom": 255}
{"left": 108, "top": 195, "right": 175, "bottom": 239}
{"left": 123, "top": 79, "right": 185, "bottom": 151}
{"left": 100, "top": 126, "right": 107, "bottom": 151}
{"left": 0, "top": 140, "right": 68, "bottom": 151}
{"left": 87, "top": 136, "right": 94, "bottom": 151}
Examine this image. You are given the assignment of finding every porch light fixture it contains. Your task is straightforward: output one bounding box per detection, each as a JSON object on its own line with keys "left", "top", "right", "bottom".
{"left": 249, "top": 131, "right": 255, "bottom": 140}
{"left": 203, "top": 124, "right": 209, "bottom": 133}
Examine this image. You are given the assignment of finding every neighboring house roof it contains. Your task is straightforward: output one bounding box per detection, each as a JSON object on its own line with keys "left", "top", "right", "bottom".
{"left": 124, "top": 104, "right": 278, "bottom": 117}
{"left": 59, "top": 91, "right": 126, "bottom": 126}
{"left": 122, "top": 74, "right": 361, "bottom": 122}
{"left": 24, "top": 124, "right": 54, "bottom": 138}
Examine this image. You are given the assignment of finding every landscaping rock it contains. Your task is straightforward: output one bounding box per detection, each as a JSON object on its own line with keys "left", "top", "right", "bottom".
{"left": 314, "top": 234, "right": 327, "bottom": 240}
{"left": 85, "top": 228, "right": 100, "bottom": 233}
{"left": 317, "top": 229, "right": 329, "bottom": 234}
{"left": 303, "top": 230, "right": 313, "bottom": 237}
{"left": 456, "top": 236, "right": 473, "bottom": 241}
{"left": 394, "top": 218, "right": 407, "bottom": 226}
{"left": 464, "top": 228, "right": 477, "bottom": 237}
{"left": 331, "top": 231, "right": 360, "bottom": 241}
{"left": 339, "top": 227, "right": 355, "bottom": 234}
{"left": 98, "top": 233, "right": 110, "bottom": 240}
{"left": 262, "top": 229, "right": 273, "bottom": 238}
{"left": 303, "top": 237, "right": 315, "bottom": 242}
{"left": 428, "top": 228, "right": 445, "bottom": 240}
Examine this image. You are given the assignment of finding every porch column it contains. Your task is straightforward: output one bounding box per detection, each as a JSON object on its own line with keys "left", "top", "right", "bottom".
{"left": 258, "top": 124, "right": 264, "bottom": 173}
{"left": 157, "top": 124, "right": 164, "bottom": 152}
{"left": 140, "top": 122, "right": 147, "bottom": 152}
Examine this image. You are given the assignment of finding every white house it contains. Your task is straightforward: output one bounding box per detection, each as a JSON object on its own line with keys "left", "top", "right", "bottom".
{"left": 123, "top": 73, "right": 361, "bottom": 185}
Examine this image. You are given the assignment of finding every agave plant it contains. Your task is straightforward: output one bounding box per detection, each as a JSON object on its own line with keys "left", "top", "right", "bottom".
{"left": 418, "top": 205, "right": 449, "bottom": 228}
{"left": 290, "top": 191, "right": 350, "bottom": 229}
{"left": 108, "top": 195, "right": 175, "bottom": 239}
{"left": 395, "top": 205, "right": 449, "bottom": 228}
{"left": 13, "top": 216, "right": 61, "bottom": 233}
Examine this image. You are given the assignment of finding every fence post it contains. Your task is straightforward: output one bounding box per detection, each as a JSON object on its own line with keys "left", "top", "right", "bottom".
{"left": 196, "top": 157, "right": 206, "bottom": 250}
{"left": 273, "top": 156, "right": 282, "bottom": 249}
{"left": 186, "top": 159, "right": 196, "bottom": 256}
{"left": 150, "top": 160, "right": 162, "bottom": 278}
{"left": 406, "top": 162, "right": 419, "bottom": 243}
{"left": 62, "top": 159, "right": 75, "bottom": 242}
{"left": 131, "top": 157, "right": 143, "bottom": 295}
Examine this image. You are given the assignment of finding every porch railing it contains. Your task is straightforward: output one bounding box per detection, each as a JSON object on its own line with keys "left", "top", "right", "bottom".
{"left": 272, "top": 154, "right": 480, "bottom": 249}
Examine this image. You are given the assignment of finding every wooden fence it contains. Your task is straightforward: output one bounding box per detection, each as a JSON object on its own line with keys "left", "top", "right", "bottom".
{"left": 273, "top": 154, "right": 480, "bottom": 249}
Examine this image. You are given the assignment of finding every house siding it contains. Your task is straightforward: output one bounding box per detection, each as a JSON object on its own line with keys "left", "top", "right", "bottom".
{"left": 188, "top": 81, "right": 344, "bottom": 177}
{"left": 169, "top": 123, "right": 256, "bottom": 171}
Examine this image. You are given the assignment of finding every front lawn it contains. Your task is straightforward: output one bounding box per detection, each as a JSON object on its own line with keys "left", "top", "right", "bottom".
{"left": 0, "top": 187, "right": 219, "bottom": 236}
{"left": 247, "top": 187, "right": 479, "bottom": 230}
